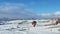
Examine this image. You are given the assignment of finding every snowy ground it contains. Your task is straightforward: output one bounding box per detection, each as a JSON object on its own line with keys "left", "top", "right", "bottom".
{"left": 0, "top": 20, "right": 60, "bottom": 34}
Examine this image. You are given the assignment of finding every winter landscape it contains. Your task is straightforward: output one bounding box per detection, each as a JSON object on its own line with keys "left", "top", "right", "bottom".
{"left": 0, "top": 0, "right": 60, "bottom": 34}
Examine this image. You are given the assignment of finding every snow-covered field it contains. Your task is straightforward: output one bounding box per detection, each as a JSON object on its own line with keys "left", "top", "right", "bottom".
{"left": 0, "top": 20, "right": 60, "bottom": 34}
